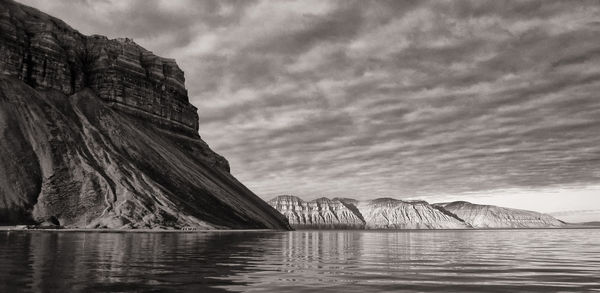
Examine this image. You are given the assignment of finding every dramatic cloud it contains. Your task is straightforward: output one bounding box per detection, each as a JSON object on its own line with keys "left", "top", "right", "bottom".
{"left": 20, "top": 0, "right": 600, "bottom": 211}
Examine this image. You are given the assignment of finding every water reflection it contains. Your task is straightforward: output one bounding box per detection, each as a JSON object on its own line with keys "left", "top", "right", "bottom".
{"left": 1, "top": 232, "right": 267, "bottom": 292}
{"left": 1, "top": 229, "right": 600, "bottom": 292}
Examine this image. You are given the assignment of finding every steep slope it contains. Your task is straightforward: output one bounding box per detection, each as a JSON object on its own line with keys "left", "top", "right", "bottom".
{"left": 0, "top": 0, "right": 289, "bottom": 230}
{"left": 436, "top": 201, "right": 564, "bottom": 228}
{"left": 268, "top": 196, "right": 470, "bottom": 229}
{"left": 357, "top": 198, "right": 470, "bottom": 229}
{"left": 268, "top": 196, "right": 364, "bottom": 229}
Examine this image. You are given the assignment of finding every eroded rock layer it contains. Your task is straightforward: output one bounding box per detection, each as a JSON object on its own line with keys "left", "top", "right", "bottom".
{"left": 434, "top": 201, "right": 565, "bottom": 228}
{"left": 269, "top": 196, "right": 364, "bottom": 229}
{"left": 0, "top": 0, "right": 290, "bottom": 230}
{"left": 0, "top": 77, "right": 291, "bottom": 229}
{"left": 0, "top": 0, "right": 198, "bottom": 135}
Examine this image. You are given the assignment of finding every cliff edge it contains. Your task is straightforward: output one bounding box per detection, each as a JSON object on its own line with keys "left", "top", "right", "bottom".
{"left": 0, "top": 0, "right": 198, "bottom": 136}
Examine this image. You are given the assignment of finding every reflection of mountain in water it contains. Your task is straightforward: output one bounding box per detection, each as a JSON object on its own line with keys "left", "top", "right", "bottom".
{"left": 1, "top": 230, "right": 599, "bottom": 292}
{"left": 0, "top": 232, "right": 270, "bottom": 292}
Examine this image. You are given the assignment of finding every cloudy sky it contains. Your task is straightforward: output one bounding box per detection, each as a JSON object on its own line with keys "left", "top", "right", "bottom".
{"left": 20, "top": 0, "right": 600, "bottom": 213}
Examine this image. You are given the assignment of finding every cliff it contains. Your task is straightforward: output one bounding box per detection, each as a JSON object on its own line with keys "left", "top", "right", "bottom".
{"left": 268, "top": 196, "right": 364, "bottom": 229}
{"left": 0, "top": 0, "right": 198, "bottom": 135}
{"left": 268, "top": 196, "right": 470, "bottom": 229}
{"left": 434, "top": 201, "right": 565, "bottom": 228}
{"left": 0, "top": 0, "right": 290, "bottom": 230}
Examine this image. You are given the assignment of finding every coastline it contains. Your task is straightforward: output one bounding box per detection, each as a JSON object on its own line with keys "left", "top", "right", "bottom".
{"left": 0, "top": 226, "right": 284, "bottom": 233}
{"left": 1, "top": 225, "right": 599, "bottom": 233}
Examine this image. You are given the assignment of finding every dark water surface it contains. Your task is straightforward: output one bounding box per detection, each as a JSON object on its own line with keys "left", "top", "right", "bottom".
{"left": 1, "top": 229, "right": 599, "bottom": 292}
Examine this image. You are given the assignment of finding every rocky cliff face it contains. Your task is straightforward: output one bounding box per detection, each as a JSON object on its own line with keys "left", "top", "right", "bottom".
{"left": 435, "top": 201, "right": 565, "bottom": 228}
{"left": 268, "top": 196, "right": 470, "bottom": 229}
{"left": 0, "top": 0, "right": 290, "bottom": 230}
{"left": 268, "top": 196, "right": 364, "bottom": 229}
{"left": 0, "top": 0, "right": 198, "bottom": 135}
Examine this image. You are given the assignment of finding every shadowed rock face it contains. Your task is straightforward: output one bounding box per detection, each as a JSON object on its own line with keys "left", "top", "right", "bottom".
{"left": 434, "top": 201, "right": 565, "bottom": 228}
{"left": 0, "top": 0, "right": 290, "bottom": 230}
{"left": 268, "top": 196, "right": 470, "bottom": 229}
{"left": 0, "top": 0, "right": 197, "bottom": 135}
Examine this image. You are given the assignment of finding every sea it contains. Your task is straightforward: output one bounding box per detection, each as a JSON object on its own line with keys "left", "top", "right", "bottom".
{"left": 1, "top": 229, "right": 599, "bottom": 292}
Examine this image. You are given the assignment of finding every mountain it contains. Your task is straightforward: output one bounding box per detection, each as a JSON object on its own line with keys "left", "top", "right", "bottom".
{"left": 268, "top": 196, "right": 364, "bottom": 229}
{"left": 435, "top": 201, "right": 564, "bottom": 228}
{"left": 0, "top": 0, "right": 290, "bottom": 230}
{"left": 269, "top": 196, "right": 566, "bottom": 229}
{"left": 357, "top": 198, "right": 470, "bottom": 229}
{"left": 268, "top": 196, "right": 470, "bottom": 229}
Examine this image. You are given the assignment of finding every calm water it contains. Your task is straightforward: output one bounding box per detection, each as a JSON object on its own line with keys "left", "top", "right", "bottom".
{"left": 1, "top": 229, "right": 599, "bottom": 292}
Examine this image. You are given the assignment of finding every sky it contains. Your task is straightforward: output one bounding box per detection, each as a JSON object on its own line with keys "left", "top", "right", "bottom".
{"left": 19, "top": 0, "right": 600, "bottom": 213}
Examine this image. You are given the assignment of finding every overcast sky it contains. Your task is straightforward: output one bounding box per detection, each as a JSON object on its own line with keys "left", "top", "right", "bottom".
{"left": 19, "top": 0, "right": 600, "bottom": 213}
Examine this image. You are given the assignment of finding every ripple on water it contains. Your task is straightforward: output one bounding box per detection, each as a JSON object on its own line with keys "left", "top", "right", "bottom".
{"left": 0, "top": 229, "right": 599, "bottom": 292}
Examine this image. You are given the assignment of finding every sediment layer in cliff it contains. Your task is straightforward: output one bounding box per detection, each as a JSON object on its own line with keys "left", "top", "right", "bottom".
{"left": 0, "top": 0, "right": 290, "bottom": 230}
{"left": 0, "top": 0, "right": 198, "bottom": 135}
{"left": 269, "top": 195, "right": 365, "bottom": 229}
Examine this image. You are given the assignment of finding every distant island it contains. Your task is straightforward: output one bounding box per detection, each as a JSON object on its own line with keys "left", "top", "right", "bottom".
{"left": 269, "top": 196, "right": 566, "bottom": 229}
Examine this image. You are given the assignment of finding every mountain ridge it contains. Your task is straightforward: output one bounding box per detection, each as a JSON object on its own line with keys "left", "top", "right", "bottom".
{"left": 269, "top": 195, "right": 565, "bottom": 229}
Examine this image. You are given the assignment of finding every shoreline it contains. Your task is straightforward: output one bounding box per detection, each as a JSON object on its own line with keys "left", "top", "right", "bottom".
{"left": 0, "top": 226, "right": 284, "bottom": 233}
{"left": 1, "top": 225, "right": 599, "bottom": 233}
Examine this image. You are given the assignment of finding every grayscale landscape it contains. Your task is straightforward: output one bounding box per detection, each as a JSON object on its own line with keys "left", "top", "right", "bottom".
{"left": 1, "top": 0, "right": 599, "bottom": 292}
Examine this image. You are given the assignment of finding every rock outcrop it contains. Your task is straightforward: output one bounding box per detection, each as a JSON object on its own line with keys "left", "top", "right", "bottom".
{"left": 269, "top": 196, "right": 364, "bottom": 229}
{"left": 0, "top": 0, "right": 290, "bottom": 230}
{"left": 268, "top": 196, "right": 470, "bottom": 229}
{"left": 0, "top": 0, "right": 198, "bottom": 135}
{"left": 434, "top": 201, "right": 565, "bottom": 228}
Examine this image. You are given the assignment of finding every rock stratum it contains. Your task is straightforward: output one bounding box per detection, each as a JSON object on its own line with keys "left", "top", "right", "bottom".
{"left": 269, "top": 196, "right": 565, "bottom": 229}
{"left": 0, "top": 0, "right": 197, "bottom": 135}
{"left": 0, "top": 0, "right": 290, "bottom": 230}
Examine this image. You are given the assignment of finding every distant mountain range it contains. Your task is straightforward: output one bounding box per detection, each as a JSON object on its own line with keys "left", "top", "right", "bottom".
{"left": 269, "top": 196, "right": 565, "bottom": 229}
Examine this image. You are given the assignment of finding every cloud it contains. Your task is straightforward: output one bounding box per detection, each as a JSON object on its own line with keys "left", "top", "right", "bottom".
{"left": 18, "top": 0, "right": 600, "bottom": 209}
